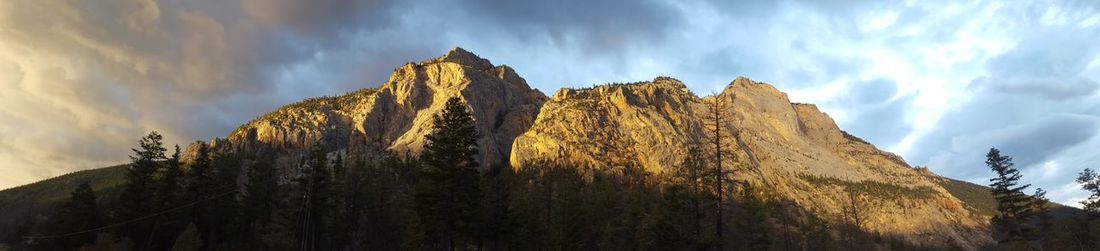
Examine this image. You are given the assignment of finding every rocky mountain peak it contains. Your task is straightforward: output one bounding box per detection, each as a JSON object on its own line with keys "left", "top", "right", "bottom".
{"left": 422, "top": 47, "right": 494, "bottom": 70}
{"left": 227, "top": 47, "right": 545, "bottom": 168}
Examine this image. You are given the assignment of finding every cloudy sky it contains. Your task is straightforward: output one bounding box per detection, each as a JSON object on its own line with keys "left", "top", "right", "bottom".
{"left": 2, "top": 0, "right": 1099, "bottom": 205}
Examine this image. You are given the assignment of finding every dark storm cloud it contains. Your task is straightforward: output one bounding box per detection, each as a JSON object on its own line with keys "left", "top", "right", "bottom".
{"left": 0, "top": 0, "right": 382, "bottom": 187}
{"left": 241, "top": 0, "right": 394, "bottom": 37}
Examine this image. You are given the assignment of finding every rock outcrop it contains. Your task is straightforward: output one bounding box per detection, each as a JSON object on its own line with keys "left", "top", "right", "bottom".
{"left": 226, "top": 47, "right": 547, "bottom": 167}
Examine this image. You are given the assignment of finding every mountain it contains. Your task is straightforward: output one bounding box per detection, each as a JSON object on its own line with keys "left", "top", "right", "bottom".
{"left": 513, "top": 76, "right": 992, "bottom": 248}
{"left": 6, "top": 47, "right": 1079, "bottom": 249}
{"left": 222, "top": 47, "right": 546, "bottom": 168}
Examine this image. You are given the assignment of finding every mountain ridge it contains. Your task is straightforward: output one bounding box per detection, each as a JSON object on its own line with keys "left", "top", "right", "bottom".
{"left": 2, "top": 47, "right": 1017, "bottom": 249}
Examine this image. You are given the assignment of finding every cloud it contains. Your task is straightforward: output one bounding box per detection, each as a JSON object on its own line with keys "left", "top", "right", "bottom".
{"left": 0, "top": 0, "right": 318, "bottom": 188}
{"left": 969, "top": 28, "right": 1100, "bottom": 100}
{"left": 241, "top": 0, "right": 393, "bottom": 38}
{"left": 829, "top": 78, "right": 914, "bottom": 147}
{"left": 1, "top": 0, "right": 1098, "bottom": 209}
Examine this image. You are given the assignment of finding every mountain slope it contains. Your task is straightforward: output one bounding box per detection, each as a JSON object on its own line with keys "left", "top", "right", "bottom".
{"left": 512, "top": 76, "right": 992, "bottom": 248}
{"left": 1, "top": 47, "right": 1048, "bottom": 249}
{"left": 0, "top": 165, "right": 127, "bottom": 242}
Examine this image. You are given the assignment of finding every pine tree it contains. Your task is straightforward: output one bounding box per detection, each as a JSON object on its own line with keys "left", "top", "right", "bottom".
{"left": 476, "top": 164, "right": 518, "bottom": 249}
{"left": 242, "top": 155, "right": 278, "bottom": 239}
{"left": 734, "top": 183, "right": 772, "bottom": 251}
{"left": 184, "top": 141, "right": 215, "bottom": 248}
{"left": 186, "top": 141, "right": 213, "bottom": 209}
{"left": 147, "top": 144, "right": 185, "bottom": 249}
{"left": 54, "top": 182, "right": 103, "bottom": 249}
{"left": 1075, "top": 169, "right": 1100, "bottom": 248}
{"left": 414, "top": 97, "right": 482, "bottom": 250}
{"left": 668, "top": 145, "right": 711, "bottom": 246}
{"left": 116, "top": 131, "right": 167, "bottom": 245}
{"left": 206, "top": 143, "right": 243, "bottom": 246}
{"left": 986, "top": 148, "right": 1035, "bottom": 244}
{"left": 155, "top": 145, "right": 184, "bottom": 212}
{"left": 1032, "top": 188, "right": 1054, "bottom": 246}
{"left": 298, "top": 143, "right": 334, "bottom": 250}
{"left": 1079, "top": 169, "right": 1100, "bottom": 218}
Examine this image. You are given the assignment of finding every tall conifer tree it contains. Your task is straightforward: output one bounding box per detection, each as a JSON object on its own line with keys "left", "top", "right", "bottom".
{"left": 117, "top": 131, "right": 167, "bottom": 245}
{"left": 986, "top": 148, "right": 1035, "bottom": 244}
{"left": 415, "top": 97, "right": 482, "bottom": 250}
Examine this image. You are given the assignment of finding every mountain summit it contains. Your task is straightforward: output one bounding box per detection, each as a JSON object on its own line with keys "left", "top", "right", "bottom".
{"left": 1, "top": 48, "right": 1000, "bottom": 249}
{"left": 226, "top": 47, "right": 546, "bottom": 167}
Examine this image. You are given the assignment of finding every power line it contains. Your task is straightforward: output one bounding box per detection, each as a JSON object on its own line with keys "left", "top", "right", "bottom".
{"left": 23, "top": 188, "right": 238, "bottom": 242}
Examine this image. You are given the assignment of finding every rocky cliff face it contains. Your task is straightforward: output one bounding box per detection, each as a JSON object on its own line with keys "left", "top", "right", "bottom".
{"left": 512, "top": 76, "right": 992, "bottom": 248}
{"left": 213, "top": 48, "right": 989, "bottom": 248}
{"left": 224, "top": 48, "right": 546, "bottom": 167}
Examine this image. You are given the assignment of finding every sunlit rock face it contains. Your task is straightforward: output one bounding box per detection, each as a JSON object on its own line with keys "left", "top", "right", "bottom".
{"left": 225, "top": 47, "right": 547, "bottom": 167}
{"left": 512, "top": 76, "right": 992, "bottom": 249}
{"left": 211, "top": 48, "right": 990, "bottom": 249}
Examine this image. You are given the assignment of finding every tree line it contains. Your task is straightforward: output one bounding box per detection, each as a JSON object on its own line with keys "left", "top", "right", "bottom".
{"left": 23, "top": 96, "right": 1100, "bottom": 250}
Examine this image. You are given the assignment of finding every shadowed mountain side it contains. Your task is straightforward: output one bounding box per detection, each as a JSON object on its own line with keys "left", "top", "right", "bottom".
{"left": 0, "top": 165, "right": 127, "bottom": 242}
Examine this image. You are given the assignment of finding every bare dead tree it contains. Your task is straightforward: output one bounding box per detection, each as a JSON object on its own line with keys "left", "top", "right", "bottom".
{"left": 841, "top": 189, "right": 869, "bottom": 248}
{"left": 703, "top": 91, "right": 738, "bottom": 249}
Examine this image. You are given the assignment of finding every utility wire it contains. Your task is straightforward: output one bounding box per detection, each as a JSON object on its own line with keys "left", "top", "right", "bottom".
{"left": 23, "top": 188, "right": 239, "bottom": 241}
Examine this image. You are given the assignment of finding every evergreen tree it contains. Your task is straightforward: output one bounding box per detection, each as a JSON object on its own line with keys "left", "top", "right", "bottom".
{"left": 1032, "top": 188, "right": 1054, "bottom": 244}
{"left": 1079, "top": 169, "right": 1100, "bottom": 218}
{"left": 667, "top": 145, "right": 711, "bottom": 245}
{"left": 414, "top": 97, "right": 483, "bottom": 250}
{"left": 242, "top": 155, "right": 278, "bottom": 240}
{"left": 1075, "top": 169, "right": 1100, "bottom": 248}
{"left": 476, "top": 164, "right": 518, "bottom": 250}
{"left": 186, "top": 141, "right": 213, "bottom": 210}
{"left": 986, "top": 148, "right": 1035, "bottom": 244}
{"left": 154, "top": 145, "right": 184, "bottom": 211}
{"left": 147, "top": 144, "right": 185, "bottom": 250}
{"left": 643, "top": 183, "right": 704, "bottom": 249}
{"left": 297, "top": 143, "right": 334, "bottom": 250}
{"left": 116, "top": 131, "right": 167, "bottom": 245}
{"left": 734, "top": 183, "right": 772, "bottom": 250}
{"left": 52, "top": 182, "right": 103, "bottom": 249}
{"left": 184, "top": 141, "right": 215, "bottom": 248}
{"left": 206, "top": 143, "right": 243, "bottom": 247}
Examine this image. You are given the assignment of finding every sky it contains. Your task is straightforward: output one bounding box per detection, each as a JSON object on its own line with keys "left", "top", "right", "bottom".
{"left": 1, "top": 0, "right": 1099, "bottom": 206}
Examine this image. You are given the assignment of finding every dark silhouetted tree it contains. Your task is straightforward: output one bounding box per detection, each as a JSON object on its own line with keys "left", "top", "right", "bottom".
{"left": 1032, "top": 188, "right": 1053, "bottom": 246}
{"left": 242, "top": 155, "right": 278, "bottom": 242}
{"left": 116, "top": 131, "right": 167, "bottom": 245}
{"left": 665, "top": 145, "right": 713, "bottom": 247}
{"left": 51, "top": 182, "right": 103, "bottom": 249}
{"left": 1075, "top": 169, "right": 1100, "bottom": 248}
{"left": 734, "top": 183, "right": 772, "bottom": 251}
{"left": 986, "top": 148, "right": 1035, "bottom": 244}
{"left": 297, "top": 143, "right": 334, "bottom": 251}
{"left": 414, "top": 97, "right": 482, "bottom": 250}
{"left": 1079, "top": 169, "right": 1100, "bottom": 218}
{"left": 143, "top": 144, "right": 185, "bottom": 249}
